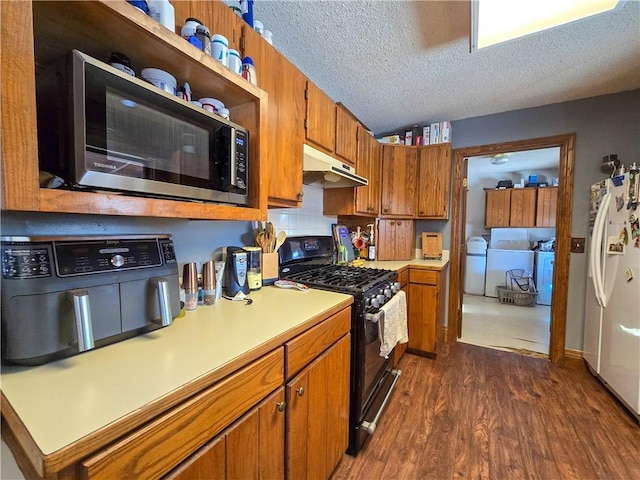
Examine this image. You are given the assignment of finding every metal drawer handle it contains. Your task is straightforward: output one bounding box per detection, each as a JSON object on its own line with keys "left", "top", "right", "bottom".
{"left": 150, "top": 277, "right": 172, "bottom": 327}
{"left": 296, "top": 387, "right": 305, "bottom": 397}
{"left": 276, "top": 401, "right": 287, "bottom": 412}
{"left": 66, "top": 289, "right": 95, "bottom": 352}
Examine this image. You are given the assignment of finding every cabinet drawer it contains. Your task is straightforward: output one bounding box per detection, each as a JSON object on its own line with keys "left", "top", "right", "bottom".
{"left": 409, "top": 269, "right": 438, "bottom": 285}
{"left": 285, "top": 307, "right": 351, "bottom": 378}
{"left": 81, "top": 348, "right": 284, "bottom": 480}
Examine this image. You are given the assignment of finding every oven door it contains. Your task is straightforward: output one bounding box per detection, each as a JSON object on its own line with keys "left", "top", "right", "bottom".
{"left": 360, "top": 308, "right": 391, "bottom": 415}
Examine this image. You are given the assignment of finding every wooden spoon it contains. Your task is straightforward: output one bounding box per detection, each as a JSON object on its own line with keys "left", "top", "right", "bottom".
{"left": 274, "top": 231, "right": 287, "bottom": 252}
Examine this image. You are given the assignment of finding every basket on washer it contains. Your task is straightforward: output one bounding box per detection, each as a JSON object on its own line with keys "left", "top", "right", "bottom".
{"left": 496, "top": 269, "right": 537, "bottom": 307}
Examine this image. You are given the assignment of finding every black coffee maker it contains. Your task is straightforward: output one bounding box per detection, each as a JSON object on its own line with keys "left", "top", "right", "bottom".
{"left": 224, "top": 247, "right": 250, "bottom": 297}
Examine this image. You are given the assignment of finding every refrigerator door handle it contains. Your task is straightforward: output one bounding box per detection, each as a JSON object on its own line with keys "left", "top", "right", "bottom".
{"left": 593, "top": 192, "right": 611, "bottom": 307}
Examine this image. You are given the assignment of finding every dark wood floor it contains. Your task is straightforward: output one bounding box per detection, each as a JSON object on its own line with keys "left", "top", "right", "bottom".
{"left": 331, "top": 342, "right": 640, "bottom": 480}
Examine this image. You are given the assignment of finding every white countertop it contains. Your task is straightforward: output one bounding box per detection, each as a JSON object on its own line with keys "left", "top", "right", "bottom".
{"left": 0, "top": 287, "right": 352, "bottom": 457}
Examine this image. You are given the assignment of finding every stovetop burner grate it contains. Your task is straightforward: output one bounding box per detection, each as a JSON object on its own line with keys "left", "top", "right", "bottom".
{"left": 281, "top": 264, "right": 396, "bottom": 295}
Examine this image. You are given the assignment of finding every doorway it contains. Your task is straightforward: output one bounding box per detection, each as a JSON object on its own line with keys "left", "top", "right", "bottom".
{"left": 447, "top": 134, "right": 576, "bottom": 363}
{"left": 459, "top": 148, "right": 559, "bottom": 357}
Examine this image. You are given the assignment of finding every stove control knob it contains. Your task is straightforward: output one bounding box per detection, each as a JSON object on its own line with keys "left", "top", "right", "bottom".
{"left": 365, "top": 298, "right": 371, "bottom": 308}
{"left": 376, "top": 294, "right": 386, "bottom": 305}
{"left": 371, "top": 297, "right": 380, "bottom": 309}
{"left": 384, "top": 288, "right": 392, "bottom": 299}
{"left": 394, "top": 282, "right": 401, "bottom": 292}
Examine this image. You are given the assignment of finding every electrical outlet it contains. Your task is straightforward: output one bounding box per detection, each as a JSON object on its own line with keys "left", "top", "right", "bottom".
{"left": 571, "top": 237, "right": 585, "bottom": 253}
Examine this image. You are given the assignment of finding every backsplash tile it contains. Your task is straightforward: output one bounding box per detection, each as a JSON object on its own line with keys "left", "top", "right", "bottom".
{"left": 268, "top": 185, "right": 337, "bottom": 236}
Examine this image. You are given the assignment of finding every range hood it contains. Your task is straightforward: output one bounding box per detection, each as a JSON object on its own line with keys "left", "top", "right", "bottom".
{"left": 302, "top": 144, "right": 368, "bottom": 188}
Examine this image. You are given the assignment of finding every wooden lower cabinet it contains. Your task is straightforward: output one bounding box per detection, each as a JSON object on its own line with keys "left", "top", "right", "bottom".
{"left": 286, "top": 334, "right": 351, "bottom": 480}
{"left": 167, "top": 387, "right": 285, "bottom": 480}
{"left": 407, "top": 268, "right": 447, "bottom": 356}
{"left": 3, "top": 308, "right": 354, "bottom": 480}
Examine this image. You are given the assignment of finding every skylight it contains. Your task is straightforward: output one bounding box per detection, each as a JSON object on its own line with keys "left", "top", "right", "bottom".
{"left": 471, "top": 0, "right": 624, "bottom": 50}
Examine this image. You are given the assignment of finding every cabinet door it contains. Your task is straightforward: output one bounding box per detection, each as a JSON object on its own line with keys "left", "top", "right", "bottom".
{"left": 306, "top": 81, "right": 336, "bottom": 153}
{"left": 408, "top": 282, "right": 438, "bottom": 354}
{"left": 510, "top": 189, "right": 537, "bottom": 227}
{"left": 381, "top": 146, "right": 417, "bottom": 217}
{"left": 376, "top": 220, "right": 414, "bottom": 261}
{"left": 244, "top": 26, "right": 305, "bottom": 207}
{"left": 227, "top": 387, "right": 285, "bottom": 480}
{"left": 536, "top": 187, "right": 558, "bottom": 226}
{"left": 286, "top": 335, "right": 350, "bottom": 480}
{"left": 335, "top": 104, "right": 358, "bottom": 167}
{"left": 355, "top": 127, "right": 381, "bottom": 215}
{"left": 173, "top": 1, "right": 243, "bottom": 51}
{"left": 270, "top": 53, "right": 306, "bottom": 206}
{"left": 167, "top": 437, "right": 226, "bottom": 480}
{"left": 417, "top": 145, "right": 451, "bottom": 219}
{"left": 484, "top": 189, "right": 511, "bottom": 227}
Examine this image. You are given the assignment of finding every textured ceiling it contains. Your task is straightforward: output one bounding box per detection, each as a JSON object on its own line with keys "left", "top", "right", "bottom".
{"left": 250, "top": 0, "right": 640, "bottom": 135}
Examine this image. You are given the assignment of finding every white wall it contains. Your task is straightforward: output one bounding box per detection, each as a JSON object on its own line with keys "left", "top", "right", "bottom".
{"left": 268, "top": 184, "right": 337, "bottom": 236}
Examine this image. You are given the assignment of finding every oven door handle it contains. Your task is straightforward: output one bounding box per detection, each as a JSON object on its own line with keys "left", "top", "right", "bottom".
{"left": 360, "top": 369, "right": 402, "bottom": 435}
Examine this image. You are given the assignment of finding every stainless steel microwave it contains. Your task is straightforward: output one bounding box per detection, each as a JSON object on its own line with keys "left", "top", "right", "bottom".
{"left": 36, "top": 50, "right": 249, "bottom": 205}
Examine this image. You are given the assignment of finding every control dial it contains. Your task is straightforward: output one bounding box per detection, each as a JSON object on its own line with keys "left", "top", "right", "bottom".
{"left": 110, "top": 254, "right": 125, "bottom": 267}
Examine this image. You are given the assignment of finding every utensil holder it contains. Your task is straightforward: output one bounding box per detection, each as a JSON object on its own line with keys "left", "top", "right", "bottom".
{"left": 262, "top": 252, "right": 279, "bottom": 285}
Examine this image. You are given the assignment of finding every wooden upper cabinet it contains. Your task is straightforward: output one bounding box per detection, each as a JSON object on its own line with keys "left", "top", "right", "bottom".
{"left": 271, "top": 55, "right": 306, "bottom": 206}
{"left": 509, "top": 188, "right": 537, "bottom": 226}
{"left": 305, "top": 80, "right": 336, "bottom": 153}
{"left": 242, "top": 23, "right": 305, "bottom": 207}
{"left": 416, "top": 144, "right": 451, "bottom": 219}
{"left": 376, "top": 219, "right": 415, "bottom": 261}
{"left": 322, "top": 127, "right": 380, "bottom": 216}
{"left": 484, "top": 189, "right": 511, "bottom": 228}
{"left": 355, "top": 128, "right": 381, "bottom": 215}
{"left": 536, "top": 187, "right": 558, "bottom": 227}
{"left": 380, "top": 145, "right": 417, "bottom": 217}
{"left": 173, "top": 0, "right": 243, "bottom": 51}
{"left": 334, "top": 104, "right": 358, "bottom": 167}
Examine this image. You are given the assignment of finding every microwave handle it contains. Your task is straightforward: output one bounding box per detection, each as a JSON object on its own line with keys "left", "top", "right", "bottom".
{"left": 66, "top": 289, "right": 95, "bottom": 352}
{"left": 150, "top": 277, "right": 173, "bottom": 327}
{"left": 229, "top": 128, "right": 238, "bottom": 188}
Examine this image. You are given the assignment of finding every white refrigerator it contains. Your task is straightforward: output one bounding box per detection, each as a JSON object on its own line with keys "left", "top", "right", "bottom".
{"left": 583, "top": 171, "right": 640, "bottom": 420}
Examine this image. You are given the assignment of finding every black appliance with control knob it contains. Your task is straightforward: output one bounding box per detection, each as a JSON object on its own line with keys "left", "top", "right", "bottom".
{"left": 1, "top": 235, "right": 180, "bottom": 366}
{"left": 278, "top": 235, "right": 403, "bottom": 456}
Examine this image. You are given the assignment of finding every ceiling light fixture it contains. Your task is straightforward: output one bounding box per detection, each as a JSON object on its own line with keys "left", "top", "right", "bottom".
{"left": 471, "top": 0, "right": 625, "bottom": 51}
{"left": 490, "top": 153, "right": 509, "bottom": 165}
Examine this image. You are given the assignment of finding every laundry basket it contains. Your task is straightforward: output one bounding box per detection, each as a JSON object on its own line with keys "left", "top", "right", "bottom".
{"left": 496, "top": 269, "right": 537, "bottom": 306}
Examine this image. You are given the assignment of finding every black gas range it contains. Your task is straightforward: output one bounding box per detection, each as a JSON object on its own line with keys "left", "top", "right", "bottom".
{"left": 279, "top": 236, "right": 403, "bottom": 455}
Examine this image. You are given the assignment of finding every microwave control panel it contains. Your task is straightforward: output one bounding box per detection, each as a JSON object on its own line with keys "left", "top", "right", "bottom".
{"left": 2, "top": 237, "right": 175, "bottom": 279}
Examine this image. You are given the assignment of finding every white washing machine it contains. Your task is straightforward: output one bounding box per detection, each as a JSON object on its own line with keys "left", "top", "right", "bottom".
{"left": 464, "top": 236, "right": 487, "bottom": 295}
{"left": 484, "top": 229, "right": 534, "bottom": 298}
{"left": 535, "top": 251, "right": 554, "bottom": 305}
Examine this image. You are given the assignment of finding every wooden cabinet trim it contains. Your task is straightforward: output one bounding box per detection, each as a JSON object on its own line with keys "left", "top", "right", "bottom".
{"left": 81, "top": 348, "right": 284, "bottom": 480}
{"left": 285, "top": 308, "right": 351, "bottom": 379}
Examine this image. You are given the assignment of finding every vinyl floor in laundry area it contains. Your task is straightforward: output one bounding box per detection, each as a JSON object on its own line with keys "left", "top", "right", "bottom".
{"left": 459, "top": 294, "right": 551, "bottom": 358}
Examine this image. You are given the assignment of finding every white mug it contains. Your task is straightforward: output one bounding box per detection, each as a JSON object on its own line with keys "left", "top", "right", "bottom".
{"left": 211, "top": 34, "right": 229, "bottom": 67}
{"left": 228, "top": 49, "right": 242, "bottom": 75}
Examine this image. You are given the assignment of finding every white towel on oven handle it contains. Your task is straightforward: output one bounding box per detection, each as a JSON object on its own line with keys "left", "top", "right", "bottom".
{"left": 378, "top": 290, "right": 408, "bottom": 358}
